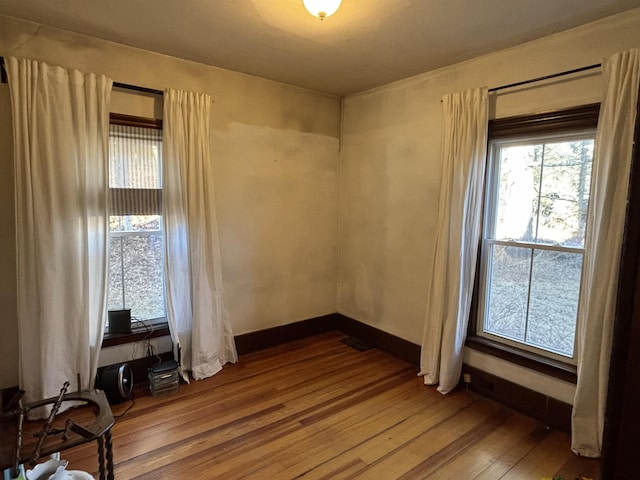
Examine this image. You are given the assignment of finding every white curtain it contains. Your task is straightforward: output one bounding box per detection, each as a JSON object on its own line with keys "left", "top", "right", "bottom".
{"left": 419, "top": 88, "right": 489, "bottom": 394}
{"left": 571, "top": 49, "right": 640, "bottom": 457}
{"left": 7, "top": 57, "right": 112, "bottom": 412}
{"left": 163, "top": 88, "right": 238, "bottom": 381}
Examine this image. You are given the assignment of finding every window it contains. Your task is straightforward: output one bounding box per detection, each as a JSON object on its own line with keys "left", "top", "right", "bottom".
{"left": 471, "top": 105, "right": 599, "bottom": 371}
{"left": 107, "top": 118, "right": 166, "bottom": 324}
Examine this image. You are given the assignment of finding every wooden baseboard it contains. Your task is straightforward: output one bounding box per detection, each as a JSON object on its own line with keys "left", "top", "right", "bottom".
{"left": 461, "top": 365, "right": 572, "bottom": 433}
{"left": 232, "top": 312, "right": 421, "bottom": 366}
{"left": 334, "top": 314, "right": 421, "bottom": 366}
{"left": 234, "top": 314, "right": 340, "bottom": 355}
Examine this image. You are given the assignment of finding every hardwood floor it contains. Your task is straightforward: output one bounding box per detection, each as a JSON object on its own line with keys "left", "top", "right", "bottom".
{"left": 59, "top": 331, "right": 599, "bottom": 479}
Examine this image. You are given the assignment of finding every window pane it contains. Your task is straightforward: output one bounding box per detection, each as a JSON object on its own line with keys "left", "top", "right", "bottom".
{"left": 527, "top": 250, "right": 582, "bottom": 356}
{"left": 494, "top": 139, "right": 593, "bottom": 247}
{"left": 494, "top": 145, "right": 541, "bottom": 243}
{"left": 107, "top": 232, "right": 166, "bottom": 320}
{"left": 537, "top": 140, "right": 593, "bottom": 247}
{"left": 485, "top": 244, "right": 531, "bottom": 342}
{"left": 108, "top": 215, "right": 165, "bottom": 320}
{"left": 122, "top": 233, "right": 165, "bottom": 320}
{"left": 110, "top": 215, "right": 162, "bottom": 233}
{"left": 107, "top": 236, "right": 124, "bottom": 311}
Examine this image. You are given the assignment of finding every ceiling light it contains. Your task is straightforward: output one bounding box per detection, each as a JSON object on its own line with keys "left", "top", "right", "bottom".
{"left": 303, "top": 0, "right": 342, "bottom": 20}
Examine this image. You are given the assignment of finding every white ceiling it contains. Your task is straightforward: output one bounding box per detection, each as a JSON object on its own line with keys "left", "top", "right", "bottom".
{"left": 1, "top": 0, "right": 640, "bottom": 96}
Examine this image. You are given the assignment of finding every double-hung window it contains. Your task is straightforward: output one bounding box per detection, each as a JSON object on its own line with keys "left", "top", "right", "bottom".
{"left": 107, "top": 118, "right": 166, "bottom": 324}
{"left": 473, "top": 105, "right": 599, "bottom": 368}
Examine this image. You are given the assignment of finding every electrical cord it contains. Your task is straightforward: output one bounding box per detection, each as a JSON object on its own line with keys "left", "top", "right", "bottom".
{"left": 136, "top": 318, "right": 164, "bottom": 364}
{"left": 113, "top": 392, "right": 136, "bottom": 419}
{"left": 129, "top": 317, "right": 157, "bottom": 362}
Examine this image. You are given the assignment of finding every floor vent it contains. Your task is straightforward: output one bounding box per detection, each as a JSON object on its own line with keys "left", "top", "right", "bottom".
{"left": 341, "top": 336, "right": 373, "bottom": 352}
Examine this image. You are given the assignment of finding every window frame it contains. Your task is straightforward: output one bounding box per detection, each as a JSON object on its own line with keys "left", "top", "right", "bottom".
{"left": 106, "top": 113, "right": 167, "bottom": 331}
{"left": 466, "top": 103, "right": 600, "bottom": 383}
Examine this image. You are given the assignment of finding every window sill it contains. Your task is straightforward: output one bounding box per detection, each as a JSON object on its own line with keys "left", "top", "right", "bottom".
{"left": 465, "top": 335, "right": 577, "bottom": 384}
{"left": 102, "top": 322, "right": 170, "bottom": 348}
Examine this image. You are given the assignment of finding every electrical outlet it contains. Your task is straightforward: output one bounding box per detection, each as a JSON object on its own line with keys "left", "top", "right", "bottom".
{"left": 463, "top": 373, "right": 472, "bottom": 384}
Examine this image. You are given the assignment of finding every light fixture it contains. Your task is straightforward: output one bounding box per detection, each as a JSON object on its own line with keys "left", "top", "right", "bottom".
{"left": 303, "top": 0, "right": 342, "bottom": 20}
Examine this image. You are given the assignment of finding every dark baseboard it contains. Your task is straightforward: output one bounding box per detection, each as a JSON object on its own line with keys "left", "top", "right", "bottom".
{"left": 335, "top": 313, "right": 421, "bottom": 366}
{"left": 234, "top": 314, "right": 340, "bottom": 356}
{"left": 232, "top": 312, "right": 421, "bottom": 366}
{"left": 462, "top": 364, "right": 572, "bottom": 433}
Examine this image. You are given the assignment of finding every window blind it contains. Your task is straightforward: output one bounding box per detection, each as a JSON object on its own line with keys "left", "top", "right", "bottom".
{"left": 109, "top": 123, "right": 162, "bottom": 215}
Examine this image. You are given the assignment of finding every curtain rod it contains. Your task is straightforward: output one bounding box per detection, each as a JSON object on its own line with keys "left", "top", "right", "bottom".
{"left": 0, "top": 56, "right": 163, "bottom": 95}
{"left": 488, "top": 63, "right": 602, "bottom": 93}
{"left": 113, "top": 81, "right": 163, "bottom": 96}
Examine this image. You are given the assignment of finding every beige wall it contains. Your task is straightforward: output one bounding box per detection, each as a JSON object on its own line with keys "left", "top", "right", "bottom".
{"left": 0, "top": 15, "right": 341, "bottom": 387}
{"left": 338, "top": 8, "right": 640, "bottom": 403}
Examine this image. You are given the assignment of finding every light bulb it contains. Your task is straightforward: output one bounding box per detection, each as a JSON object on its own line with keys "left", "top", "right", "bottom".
{"left": 302, "top": 0, "right": 342, "bottom": 20}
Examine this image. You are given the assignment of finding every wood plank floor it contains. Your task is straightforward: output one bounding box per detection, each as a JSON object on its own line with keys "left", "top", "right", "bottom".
{"left": 57, "top": 331, "right": 599, "bottom": 479}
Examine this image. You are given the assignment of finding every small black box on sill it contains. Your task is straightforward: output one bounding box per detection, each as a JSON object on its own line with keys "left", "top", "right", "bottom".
{"left": 108, "top": 309, "right": 131, "bottom": 334}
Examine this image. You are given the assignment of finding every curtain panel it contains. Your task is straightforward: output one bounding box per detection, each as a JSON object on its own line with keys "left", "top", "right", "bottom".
{"left": 571, "top": 48, "right": 640, "bottom": 457}
{"left": 7, "top": 57, "right": 112, "bottom": 414}
{"left": 163, "top": 88, "right": 238, "bottom": 381}
{"left": 419, "top": 87, "right": 489, "bottom": 394}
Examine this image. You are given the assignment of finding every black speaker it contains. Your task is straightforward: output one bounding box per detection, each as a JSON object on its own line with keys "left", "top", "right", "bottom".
{"left": 97, "top": 363, "right": 133, "bottom": 404}
{"left": 108, "top": 309, "right": 131, "bottom": 334}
